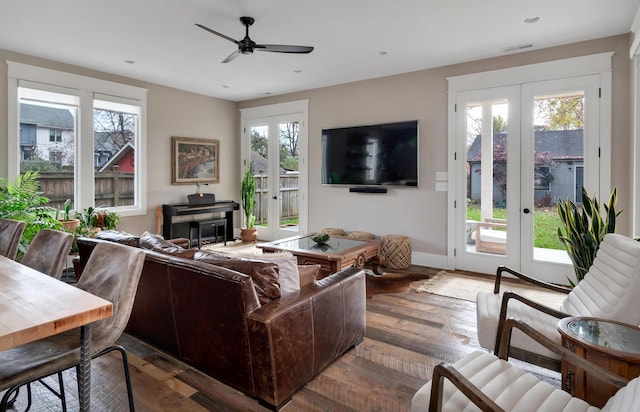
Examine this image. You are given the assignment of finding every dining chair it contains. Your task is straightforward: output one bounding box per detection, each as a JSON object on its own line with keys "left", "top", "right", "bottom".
{"left": 411, "top": 318, "right": 636, "bottom": 411}
{"left": 20, "top": 228, "right": 74, "bottom": 280}
{"left": 0, "top": 240, "right": 146, "bottom": 411}
{"left": 476, "top": 233, "right": 640, "bottom": 367}
{"left": 0, "top": 219, "right": 26, "bottom": 260}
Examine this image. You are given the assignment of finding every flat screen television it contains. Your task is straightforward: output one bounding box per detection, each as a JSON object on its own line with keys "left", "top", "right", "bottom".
{"left": 321, "top": 120, "right": 418, "bottom": 187}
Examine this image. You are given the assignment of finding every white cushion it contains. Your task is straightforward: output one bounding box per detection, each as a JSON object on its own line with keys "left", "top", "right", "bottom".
{"left": 601, "top": 377, "right": 640, "bottom": 412}
{"left": 471, "top": 228, "right": 507, "bottom": 244}
{"left": 476, "top": 291, "right": 565, "bottom": 359}
{"left": 411, "top": 351, "right": 599, "bottom": 412}
{"left": 562, "top": 233, "right": 640, "bottom": 323}
{"left": 476, "top": 233, "right": 640, "bottom": 357}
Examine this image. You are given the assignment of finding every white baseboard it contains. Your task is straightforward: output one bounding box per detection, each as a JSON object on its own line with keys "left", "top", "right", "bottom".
{"left": 410, "top": 251, "right": 449, "bottom": 271}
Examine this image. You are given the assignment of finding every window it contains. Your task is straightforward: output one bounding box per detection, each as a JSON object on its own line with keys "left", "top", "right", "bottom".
{"left": 534, "top": 166, "right": 551, "bottom": 190}
{"left": 7, "top": 62, "right": 147, "bottom": 216}
{"left": 49, "top": 129, "right": 62, "bottom": 142}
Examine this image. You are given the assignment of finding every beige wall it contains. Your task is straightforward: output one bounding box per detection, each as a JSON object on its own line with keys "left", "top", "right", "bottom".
{"left": 239, "top": 34, "right": 633, "bottom": 264}
{"left": 1, "top": 34, "right": 633, "bottom": 266}
{"left": 0, "top": 49, "right": 240, "bottom": 235}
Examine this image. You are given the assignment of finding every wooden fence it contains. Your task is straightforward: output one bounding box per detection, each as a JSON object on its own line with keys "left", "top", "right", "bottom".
{"left": 35, "top": 171, "right": 298, "bottom": 223}
{"left": 254, "top": 174, "right": 299, "bottom": 224}
{"left": 37, "top": 171, "right": 134, "bottom": 210}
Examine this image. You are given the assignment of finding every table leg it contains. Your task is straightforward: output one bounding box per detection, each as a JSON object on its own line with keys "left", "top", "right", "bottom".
{"left": 78, "top": 324, "right": 92, "bottom": 411}
{"left": 370, "top": 255, "right": 384, "bottom": 275}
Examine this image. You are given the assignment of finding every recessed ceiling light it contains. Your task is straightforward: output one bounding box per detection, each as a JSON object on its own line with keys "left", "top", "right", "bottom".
{"left": 378, "top": 51, "right": 388, "bottom": 56}
{"left": 293, "top": 69, "right": 302, "bottom": 73}
{"left": 221, "top": 85, "right": 230, "bottom": 89}
{"left": 523, "top": 16, "right": 541, "bottom": 24}
{"left": 264, "top": 92, "right": 272, "bottom": 95}
{"left": 124, "top": 60, "right": 135, "bottom": 64}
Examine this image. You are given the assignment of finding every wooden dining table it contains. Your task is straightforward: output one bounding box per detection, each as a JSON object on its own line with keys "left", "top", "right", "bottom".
{"left": 0, "top": 255, "right": 113, "bottom": 411}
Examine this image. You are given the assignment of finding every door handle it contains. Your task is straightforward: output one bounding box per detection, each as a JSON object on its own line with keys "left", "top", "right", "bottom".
{"left": 272, "top": 196, "right": 278, "bottom": 200}
{"left": 523, "top": 208, "right": 530, "bottom": 214}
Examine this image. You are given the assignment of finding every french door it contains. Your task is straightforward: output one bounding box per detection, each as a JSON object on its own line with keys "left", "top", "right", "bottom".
{"left": 453, "top": 75, "right": 604, "bottom": 285}
{"left": 242, "top": 112, "right": 307, "bottom": 241}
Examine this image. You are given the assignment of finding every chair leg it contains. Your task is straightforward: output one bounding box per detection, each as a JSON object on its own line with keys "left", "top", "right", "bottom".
{"left": 94, "top": 345, "right": 135, "bottom": 412}
{"left": 0, "top": 385, "right": 25, "bottom": 411}
{"left": 0, "top": 346, "right": 134, "bottom": 412}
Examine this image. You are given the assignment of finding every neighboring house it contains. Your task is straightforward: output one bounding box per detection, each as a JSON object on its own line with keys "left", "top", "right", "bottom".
{"left": 98, "top": 142, "right": 135, "bottom": 172}
{"left": 467, "top": 130, "right": 584, "bottom": 206}
{"left": 19, "top": 103, "right": 132, "bottom": 170}
{"left": 19, "top": 103, "right": 74, "bottom": 167}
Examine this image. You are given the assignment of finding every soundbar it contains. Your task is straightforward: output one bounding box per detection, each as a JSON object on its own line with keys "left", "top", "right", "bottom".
{"left": 349, "top": 186, "right": 388, "bottom": 194}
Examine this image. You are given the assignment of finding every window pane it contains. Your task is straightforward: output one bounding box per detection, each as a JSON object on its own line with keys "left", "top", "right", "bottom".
{"left": 19, "top": 88, "right": 78, "bottom": 210}
{"left": 250, "top": 125, "right": 268, "bottom": 227}
{"left": 278, "top": 121, "right": 299, "bottom": 231}
{"left": 93, "top": 100, "right": 139, "bottom": 208}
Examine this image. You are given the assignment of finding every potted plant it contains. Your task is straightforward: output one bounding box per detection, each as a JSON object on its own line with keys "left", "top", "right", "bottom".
{"left": 58, "top": 199, "right": 81, "bottom": 232}
{"left": 557, "top": 187, "right": 621, "bottom": 286}
{"left": 76, "top": 206, "right": 120, "bottom": 232}
{"left": 0, "top": 171, "right": 62, "bottom": 258}
{"left": 92, "top": 207, "right": 120, "bottom": 230}
{"left": 240, "top": 160, "right": 257, "bottom": 242}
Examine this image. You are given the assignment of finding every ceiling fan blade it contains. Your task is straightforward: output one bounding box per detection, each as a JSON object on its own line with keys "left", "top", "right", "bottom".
{"left": 195, "top": 23, "right": 239, "bottom": 45}
{"left": 256, "top": 44, "right": 314, "bottom": 54}
{"left": 221, "top": 49, "right": 241, "bottom": 63}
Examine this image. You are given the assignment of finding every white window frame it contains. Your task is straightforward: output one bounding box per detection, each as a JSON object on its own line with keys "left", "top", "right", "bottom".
{"left": 7, "top": 61, "right": 148, "bottom": 216}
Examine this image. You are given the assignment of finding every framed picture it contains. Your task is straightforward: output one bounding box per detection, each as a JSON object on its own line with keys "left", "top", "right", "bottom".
{"left": 171, "top": 137, "right": 220, "bottom": 184}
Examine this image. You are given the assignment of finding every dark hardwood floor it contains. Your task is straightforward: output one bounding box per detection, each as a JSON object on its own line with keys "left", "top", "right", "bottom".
{"left": 3, "top": 268, "right": 560, "bottom": 411}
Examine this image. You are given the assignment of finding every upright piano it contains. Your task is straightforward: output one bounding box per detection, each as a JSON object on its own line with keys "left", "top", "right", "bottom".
{"left": 162, "top": 198, "right": 239, "bottom": 242}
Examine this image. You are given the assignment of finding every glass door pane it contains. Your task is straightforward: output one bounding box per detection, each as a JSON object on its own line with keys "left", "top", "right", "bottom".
{"left": 278, "top": 121, "right": 299, "bottom": 232}
{"left": 530, "top": 92, "right": 584, "bottom": 264}
{"left": 465, "top": 100, "right": 509, "bottom": 256}
{"left": 250, "top": 125, "right": 270, "bottom": 230}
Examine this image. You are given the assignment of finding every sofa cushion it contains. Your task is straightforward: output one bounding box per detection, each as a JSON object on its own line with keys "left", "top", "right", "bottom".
{"left": 194, "top": 254, "right": 281, "bottom": 304}
{"left": 236, "top": 252, "right": 301, "bottom": 295}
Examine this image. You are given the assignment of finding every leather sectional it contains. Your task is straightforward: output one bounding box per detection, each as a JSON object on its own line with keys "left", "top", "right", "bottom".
{"left": 76, "top": 233, "right": 366, "bottom": 410}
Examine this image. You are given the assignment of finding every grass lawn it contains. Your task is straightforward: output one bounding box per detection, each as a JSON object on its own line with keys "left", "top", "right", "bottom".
{"left": 467, "top": 206, "right": 565, "bottom": 250}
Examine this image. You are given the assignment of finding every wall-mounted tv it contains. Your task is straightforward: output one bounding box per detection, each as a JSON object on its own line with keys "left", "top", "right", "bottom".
{"left": 321, "top": 120, "right": 419, "bottom": 187}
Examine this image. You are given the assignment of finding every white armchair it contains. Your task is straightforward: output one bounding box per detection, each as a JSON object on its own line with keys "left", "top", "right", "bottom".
{"left": 411, "top": 318, "right": 636, "bottom": 411}
{"left": 476, "top": 233, "right": 640, "bottom": 366}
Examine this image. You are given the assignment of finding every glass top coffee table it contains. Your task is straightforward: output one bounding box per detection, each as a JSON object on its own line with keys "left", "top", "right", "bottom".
{"left": 257, "top": 233, "right": 382, "bottom": 278}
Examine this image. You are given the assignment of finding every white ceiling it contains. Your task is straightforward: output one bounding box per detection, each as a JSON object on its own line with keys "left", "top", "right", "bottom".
{"left": 1, "top": 0, "right": 639, "bottom": 102}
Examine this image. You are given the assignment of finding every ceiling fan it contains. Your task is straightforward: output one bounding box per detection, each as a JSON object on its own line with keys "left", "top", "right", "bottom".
{"left": 196, "top": 16, "right": 314, "bottom": 63}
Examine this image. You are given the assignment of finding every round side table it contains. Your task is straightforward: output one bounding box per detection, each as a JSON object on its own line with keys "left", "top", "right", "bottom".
{"left": 557, "top": 317, "right": 640, "bottom": 407}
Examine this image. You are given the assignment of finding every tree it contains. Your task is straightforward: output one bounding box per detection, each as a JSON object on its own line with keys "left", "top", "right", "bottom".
{"left": 535, "top": 95, "right": 584, "bottom": 130}
{"left": 279, "top": 122, "right": 299, "bottom": 171}
{"left": 251, "top": 129, "right": 268, "bottom": 159}
{"left": 94, "top": 109, "right": 136, "bottom": 153}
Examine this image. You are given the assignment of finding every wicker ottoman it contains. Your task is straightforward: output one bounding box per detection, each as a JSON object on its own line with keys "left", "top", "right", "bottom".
{"left": 321, "top": 227, "right": 346, "bottom": 237}
{"left": 381, "top": 235, "right": 411, "bottom": 269}
{"left": 348, "top": 231, "right": 376, "bottom": 241}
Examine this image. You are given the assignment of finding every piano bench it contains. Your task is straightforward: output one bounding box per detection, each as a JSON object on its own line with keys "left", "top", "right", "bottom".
{"left": 189, "top": 219, "right": 227, "bottom": 249}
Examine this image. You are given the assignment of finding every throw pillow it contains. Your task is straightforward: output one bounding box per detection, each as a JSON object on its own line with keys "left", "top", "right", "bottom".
{"left": 298, "top": 264, "right": 321, "bottom": 288}
{"left": 139, "top": 231, "right": 193, "bottom": 257}
{"left": 193, "top": 254, "right": 281, "bottom": 304}
{"left": 96, "top": 230, "right": 140, "bottom": 247}
{"left": 236, "top": 251, "right": 301, "bottom": 295}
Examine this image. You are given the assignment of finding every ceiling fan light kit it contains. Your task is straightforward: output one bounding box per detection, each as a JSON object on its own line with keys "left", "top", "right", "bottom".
{"left": 196, "top": 16, "right": 314, "bottom": 63}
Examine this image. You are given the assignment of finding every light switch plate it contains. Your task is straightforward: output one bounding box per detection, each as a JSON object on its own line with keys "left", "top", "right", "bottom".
{"left": 435, "top": 181, "right": 448, "bottom": 191}
{"left": 435, "top": 171, "right": 448, "bottom": 181}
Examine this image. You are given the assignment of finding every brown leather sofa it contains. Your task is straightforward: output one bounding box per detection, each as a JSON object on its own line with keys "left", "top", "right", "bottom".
{"left": 76, "top": 234, "right": 366, "bottom": 410}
